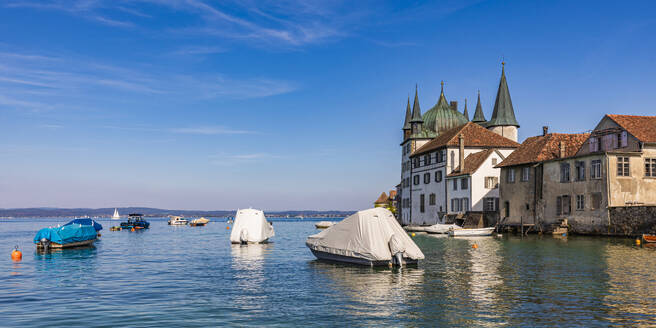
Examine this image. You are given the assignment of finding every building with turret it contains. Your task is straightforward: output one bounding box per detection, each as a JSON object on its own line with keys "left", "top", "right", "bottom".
{"left": 399, "top": 64, "right": 521, "bottom": 225}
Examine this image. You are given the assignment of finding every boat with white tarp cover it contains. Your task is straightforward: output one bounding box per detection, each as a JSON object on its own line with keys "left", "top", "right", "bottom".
{"left": 306, "top": 208, "right": 424, "bottom": 266}
{"left": 230, "top": 208, "right": 274, "bottom": 244}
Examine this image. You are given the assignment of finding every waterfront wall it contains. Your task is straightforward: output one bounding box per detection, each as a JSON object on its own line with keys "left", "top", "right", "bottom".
{"left": 608, "top": 206, "right": 656, "bottom": 236}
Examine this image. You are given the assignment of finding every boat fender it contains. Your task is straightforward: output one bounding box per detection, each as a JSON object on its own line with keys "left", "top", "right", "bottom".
{"left": 11, "top": 246, "right": 22, "bottom": 261}
{"left": 240, "top": 229, "right": 249, "bottom": 244}
{"left": 394, "top": 252, "right": 404, "bottom": 267}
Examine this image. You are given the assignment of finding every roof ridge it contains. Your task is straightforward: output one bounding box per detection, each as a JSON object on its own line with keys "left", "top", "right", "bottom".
{"left": 607, "top": 114, "right": 656, "bottom": 118}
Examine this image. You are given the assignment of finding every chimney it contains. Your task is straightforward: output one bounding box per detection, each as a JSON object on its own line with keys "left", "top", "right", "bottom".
{"left": 459, "top": 134, "right": 465, "bottom": 172}
{"left": 543, "top": 126, "right": 549, "bottom": 136}
{"left": 450, "top": 101, "right": 458, "bottom": 112}
{"left": 559, "top": 141, "right": 566, "bottom": 158}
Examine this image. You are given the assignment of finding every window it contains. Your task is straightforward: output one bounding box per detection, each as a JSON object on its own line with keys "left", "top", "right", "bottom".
{"left": 483, "top": 197, "right": 497, "bottom": 211}
{"left": 424, "top": 173, "right": 430, "bottom": 184}
{"left": 617, "top": 157, "right": 630, "bottom": 176}
{"left": 645, "top": 158, "right": 656, "bottom": 177}
{"left": 576, "top": 195, "right": 585, "bottom": 211}
{"left": 492, "top": 158, "right": 498, "bottom": 165}
{"left": 507, "top": 169, "right": 515, "bottom": 183}
{"left": 591, "top": 160, "right": 601, "bottom": 179}
{"left": 413, "top": 175, "right": 419, "bottom": 185}
{"left": 557, "top": 195, "right": 571, "bottom": 215}
{"left": 420, "top": 194, "right": 425, "bottom": 213}
{"left": 450, "top": 151, "right": 455, "bottom": 170}
{"left": 575, "top": 161, "right": 586, "bottom": 181}
{"left": 504, "top": 201, "right": 510, "bottom": 217}
{"left": 560, "top": 163, "right": 570, "bottom": 182}
{"left": 429, "top": 193, "right": 436, "bottom": 205}
{"left": 461, "top": 198, "right": 469, "bottom": 212}
{"left": 461, "top": 178, "right": 468, "bottom": 189}
{"left": 589, "top": 137, "right": 599, "bottom": 152}
{"left": 424, "top": 154, "right": 431, "bottom": 165}
{"left": 451, "top": 198, "right": 459, "bottom": 212}
{"left": 452, "top": 179, "right": 458, "bottom": 190}
{"left": 591, "top": 193, "right": 602, "bottom": 210}
{"left": 485, "top": 177, "right": 498, "bottom": 189}
{"left": 435, "top": 171, "right": 443, "bottom": 182}
{"left": 521, "top": 167, "right": 530, "bottom": 182}
{"left": 414, "top": 157, "right": 420, "bottom": 168}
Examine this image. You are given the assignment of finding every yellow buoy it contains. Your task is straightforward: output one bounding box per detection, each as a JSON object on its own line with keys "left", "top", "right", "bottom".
{"left": 411, "top": 232, "right": 416, "bottom": 237}
{"left": 636, "top": 239, "right": 641, "bottom": 246}
{"left": 472, "top": 243, "right": 478, "bottom": 249}
{"left": 11, "top": 247, "right": 22, "bottom": 262}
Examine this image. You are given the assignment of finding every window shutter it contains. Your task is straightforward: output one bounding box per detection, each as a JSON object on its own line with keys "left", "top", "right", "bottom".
{"left": 589, "top": 137, "right": 595, "bottom": 152}
{"left": 621, "top": 131, "right": 628, "bottom": 147}
{"left": 494, "top": 198, "right": 499, "bottom": 212}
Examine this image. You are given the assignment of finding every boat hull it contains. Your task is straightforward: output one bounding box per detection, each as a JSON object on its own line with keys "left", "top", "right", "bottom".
{"left": 309, "top": 249, "right": 418, "bottom": 267}
{"left": 37, "top": 238, "right": 97, "bottom": 249}
{"left": 230, "top": 239, "right": 269, "bottom": 244}
{"left": 425, "top": 224, "right": 462, "bottom": 234}
{"left": 643, "top": 234, "right": 656, "bottom": 243}
{"left": 449, "top": 227, "right": 495, "bottom": 237}
{"left": 189, "top": 222, "right": 206, "bottom": 226}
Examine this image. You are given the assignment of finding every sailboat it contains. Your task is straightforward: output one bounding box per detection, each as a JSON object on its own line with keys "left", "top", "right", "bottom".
{"left": 111, "top": 208, "right": 121, "bottom": 220}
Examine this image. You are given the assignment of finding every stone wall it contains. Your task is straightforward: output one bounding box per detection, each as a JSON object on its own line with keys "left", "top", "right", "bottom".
{"left": 608, "top": 206, "right": 656, "bottom": 236}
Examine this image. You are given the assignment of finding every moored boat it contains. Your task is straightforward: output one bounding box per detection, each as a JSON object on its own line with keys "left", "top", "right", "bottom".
{"left": 642, "top": 234, "right": 656, "bottom": 243}
{"left": 111, "top": 208, "right": 121, "bottom": 220}
{"left": 230, "top": 209, "right": 274, "bottom": 244}
{"left": 306, "top": 208, "right": 424, "bottom": 266}
{"left": 120, "top": 213, "right": 150, "bottom": 229}
{"left": 448, "top": 227, "right": 495, "bottom": 237}
{"left": 403, "top": 225, "right": 429, "bottom": 232}
{"left": 34, "top": 218, "right": 103, "bottom": 250}
{"left": 189, "top": 217, "right": 210, "bottom": 226}
{"left": 168, "top": 216, "right": 189, "bottom": 225}
{"left": 425, "top": 223, "right": 462, "bottom": 234}
{"left": 315, "top": 221, "right": 335, "bottom": 229}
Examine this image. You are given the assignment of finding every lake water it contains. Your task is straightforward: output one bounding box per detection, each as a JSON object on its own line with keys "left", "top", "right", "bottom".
{"left": 1, "top": 217, "right": 655, "bottom": 327}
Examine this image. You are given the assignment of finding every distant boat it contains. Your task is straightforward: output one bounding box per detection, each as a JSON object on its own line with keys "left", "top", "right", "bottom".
{"left": 120, "top": 213, "right": 150, "bottom": 230}
{"left": 315, "top": 221, "right": 335, "bottom": 229}
{"left": 190, "top": 217, "right": 210, "bottom": 226}
{"left": 168, "top": 216, "right": 189, "bottom": 225}
{"left": 448, "top": 227, "right": 495, "bottom": 237}
{"left": 111, "top": 208, "right": 121, "bottom": 220}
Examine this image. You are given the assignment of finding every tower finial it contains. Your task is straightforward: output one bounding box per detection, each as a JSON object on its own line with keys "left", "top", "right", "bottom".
{"left": 440, "top": 80, "right": 444, "bottom": 93}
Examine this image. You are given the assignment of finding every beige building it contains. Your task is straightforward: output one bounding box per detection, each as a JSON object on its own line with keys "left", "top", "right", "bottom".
{"left": 497, "top": 115, "right": 656, "bottom": 235}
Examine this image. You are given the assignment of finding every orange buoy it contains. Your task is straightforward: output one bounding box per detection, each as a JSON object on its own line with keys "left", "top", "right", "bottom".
{"left": 11, "top": 247, "right": 22, "bottom": 261}
{"left": 226, "top": 226, "right": 230, "bottom": 230}
{"left": 472, "top": 243, "right": 478, "bottom": 249}
{"left": 97, "top": 233, "right": 102, "bottom": 237}
{"left": 131, "top": 228, "right": 135, "bottom": 232}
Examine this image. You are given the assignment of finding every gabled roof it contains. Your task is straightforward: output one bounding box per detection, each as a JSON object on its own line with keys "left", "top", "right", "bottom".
{"left": 471, "top": 90, "right": 486, "bottom": 124}
{"left": 447, "top": 149, "right": 497, "bottom": 177}
{"left": 402, "top": 97, "right": 412, "bottom": 130}
{"left": 606, "top": 114, "right": 656, "bottom": 143}
{"left": 410, "top": 86, "right": 423, "bottom": 123}
{"left": 412, "top": 122, "right": 520, "bottom": 157}
{"left": 487, "top": 63, "right": 519, "bottom": 127}
{"left": 374, "top": 192, "right": 389, "bottom": 204}
{"left": 496, "top": 133, "right": 590, "bottom": 168}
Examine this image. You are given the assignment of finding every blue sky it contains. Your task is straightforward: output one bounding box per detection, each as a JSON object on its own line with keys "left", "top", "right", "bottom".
{"left": 1, "top": 0, "right": 655, "bottom": 210}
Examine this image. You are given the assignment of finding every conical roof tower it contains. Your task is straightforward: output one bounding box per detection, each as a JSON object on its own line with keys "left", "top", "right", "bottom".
{"left": 402, "top": 96, "right": 411, "bottom": 130}
{"left": 410, "top": 85, "right": 423, "bottom": 124}
{"left": 462, "top": 98, "right": 469, "bottom": 121}
{"left": 487, "top": 62, "right": 519, "bottom": 127}
{"left": 471, "top": 90, "right": 487, "bottom": 125}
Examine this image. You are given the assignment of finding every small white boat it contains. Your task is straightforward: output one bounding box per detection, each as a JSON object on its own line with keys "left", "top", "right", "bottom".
{"left": 448, "top": 227, "right": 495, "bottom": 237}
{"left": 168, "top": 216, "right": 189, "bottom": 225}
{"left": 189, "top": 217, "right": 210, "bottom": 226}
{"left": 111, "top": 208, "right": 121, "bottom": 220}
{"left": 315, "top": 221, "right": 335, "bottom": 229}
{"left": 425, "top": 223, "right": 462, "bottom": 234}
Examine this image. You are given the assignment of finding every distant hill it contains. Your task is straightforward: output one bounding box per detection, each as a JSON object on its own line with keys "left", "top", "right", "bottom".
{"left": 0, "top": 207, "right": 355, "bottom": 218}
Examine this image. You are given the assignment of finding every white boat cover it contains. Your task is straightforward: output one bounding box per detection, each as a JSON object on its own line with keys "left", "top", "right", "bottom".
{"left": 230, "top": 209, "right": 274, "bottom": 243}
{"left": 306, "top": 208, "right": 424, "bottom": 262}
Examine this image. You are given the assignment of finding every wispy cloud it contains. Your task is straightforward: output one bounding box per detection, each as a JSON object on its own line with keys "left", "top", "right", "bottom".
{"left": 170, "top": 126, "right": 253, "bottom": 135}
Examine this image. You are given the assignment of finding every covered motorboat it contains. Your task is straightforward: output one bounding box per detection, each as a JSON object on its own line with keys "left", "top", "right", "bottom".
{"left": 315, "top": 221, "right": 335, "bottom": 229}
{"left": 230, "top": 209, "right": 274, "bottom": 244}
{"left": 34, "top": 218, "right": 103, "bottom": 250}
{"left": 120, "top": 213, "right": 150, "bottom": 229}
{"left": 189, "top": 217, "right": 210, "bottom": 226}
{"left": 168, "top": 216, "right": 189, "bottom": 225}
{"left": 425, "top": 223, "right": 462, "bottom": 234}
{"left": 306, "top": 208, "right": 424, "bottom": 266}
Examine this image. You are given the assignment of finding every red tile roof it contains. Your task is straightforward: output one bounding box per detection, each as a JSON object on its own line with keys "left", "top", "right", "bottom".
{"left": 496, "top": 133, "right": 590, "bottom": 168}
{"left": 388, "top": 190, "right": 397, "bottom": 199}
{"left": 448, "top": 149, "right": 495, "bottom": 177}
{"left": 412, "top": 122, "right": 519, "bottom": 157}
{"left": 374, "top": 192, "right": 388, "bottom": 204}
{"left": 606, "top": 114, "right": 656, "bottom": 143}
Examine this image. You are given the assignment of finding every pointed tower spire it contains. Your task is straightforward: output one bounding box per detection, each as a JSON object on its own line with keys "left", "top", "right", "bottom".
{"left": 435, "top": 80, "right": 449, "bottom": 109}
{"left": 487, "top": 62, "right": 519, "bottom": 127}
{"left": 472, "top": 90, "right": 487, "bottom": 124}
{"left": 410, "top": 84, "right": 423, "bottom": 123}
{"left": 462, "top": 98, "right": 469, "bottom": 121}
{"left": 402, "top": 96, "right": 411, "bottom": 130}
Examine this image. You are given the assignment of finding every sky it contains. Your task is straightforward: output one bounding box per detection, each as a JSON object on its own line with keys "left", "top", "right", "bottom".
{"left": 1, "top": 0, "right": 655, "bottom": 211}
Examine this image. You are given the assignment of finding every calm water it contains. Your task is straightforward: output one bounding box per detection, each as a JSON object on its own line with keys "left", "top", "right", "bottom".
{"left": 1, "top": 217, "right": 656, "bottom": 327}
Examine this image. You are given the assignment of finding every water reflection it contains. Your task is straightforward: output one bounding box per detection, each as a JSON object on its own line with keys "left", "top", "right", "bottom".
{"left": 310, "top": 261, "right": 424, "bottom": 319}
{"left": 464, "top": 237, "right": 505, "bottom": 326}
{"left": 230, "top": 244, "right": 273, "bottom": 311}
{"left": 34, "top": 246, "right": 97, "bottom": 260}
